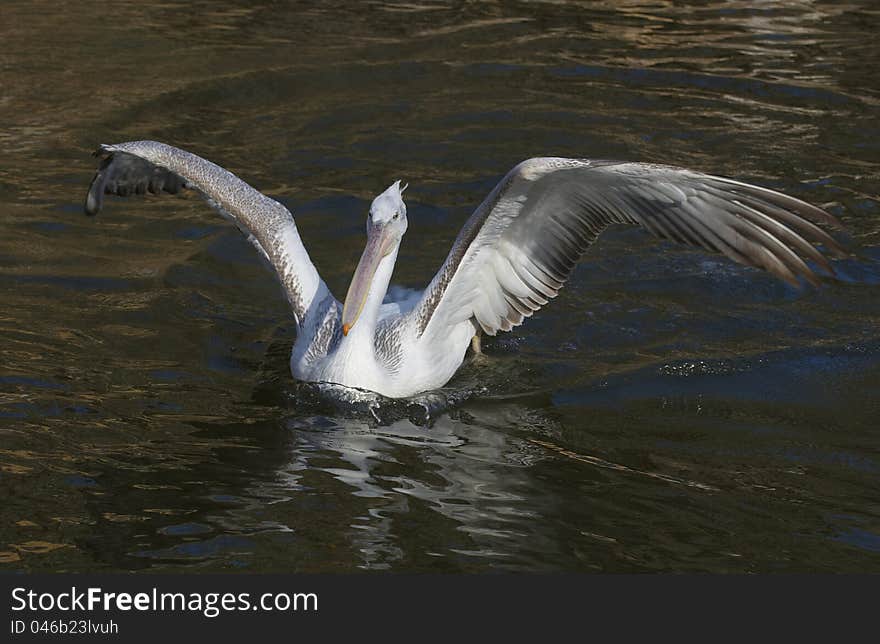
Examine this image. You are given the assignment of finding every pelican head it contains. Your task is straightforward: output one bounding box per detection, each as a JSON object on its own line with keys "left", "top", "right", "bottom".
{"left": 341, "top": 181, "right": 408, "bottom": 336}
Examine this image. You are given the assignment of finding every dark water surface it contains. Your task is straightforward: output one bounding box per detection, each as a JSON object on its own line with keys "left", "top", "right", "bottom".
{"left": 2, "top": 1, "right": 879, "bottom": 572}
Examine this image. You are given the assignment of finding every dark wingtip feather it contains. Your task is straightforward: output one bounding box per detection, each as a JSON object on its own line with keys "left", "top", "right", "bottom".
{"left": 84, "top": 181, "right": 103, "bottom": 216}
{"left": 819, "top": 209, "right": 846, "bottom": 231}
{"left": 83, "top": 145, "right": 189, "bottom": 216}
{"left": 84, "top": 147, "right": 116, "bottom": 215}
{"left": 84, "top": 166, "right": 108, "bottom": 216}
{"left": 801, "top": 269, "right": 822, "bottom": 288}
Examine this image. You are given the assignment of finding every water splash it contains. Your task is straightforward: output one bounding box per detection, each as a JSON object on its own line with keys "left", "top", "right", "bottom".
{"left": 284, "top": 380, "right": 487, "bottom": 426}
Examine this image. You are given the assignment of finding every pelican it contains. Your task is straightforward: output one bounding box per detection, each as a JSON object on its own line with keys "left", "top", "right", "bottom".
{"left": 85, "top": 141, "right": 845, "bottom": 398}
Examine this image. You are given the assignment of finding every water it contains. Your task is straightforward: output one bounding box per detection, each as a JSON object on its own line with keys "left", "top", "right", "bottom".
{"left": 1, "top": 1, "right": 879, "bottom": 572}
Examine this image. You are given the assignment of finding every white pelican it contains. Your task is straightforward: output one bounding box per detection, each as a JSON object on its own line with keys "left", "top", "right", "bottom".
{"left": 85, "top": 141, "right": 845, "bottom": 398}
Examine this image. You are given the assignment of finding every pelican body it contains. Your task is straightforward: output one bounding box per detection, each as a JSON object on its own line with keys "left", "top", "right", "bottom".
{"left": 85, "top": 141, "right": 845, "bottom": 398}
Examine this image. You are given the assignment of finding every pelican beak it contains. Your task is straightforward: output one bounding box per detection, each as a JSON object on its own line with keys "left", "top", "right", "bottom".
{"left": 342, "top": 225, "right": 396, "bottom": 336}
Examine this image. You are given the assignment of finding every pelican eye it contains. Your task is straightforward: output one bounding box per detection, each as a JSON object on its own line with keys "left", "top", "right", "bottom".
{"left": 393, "top": 211, "right": 400, "bottom": 220}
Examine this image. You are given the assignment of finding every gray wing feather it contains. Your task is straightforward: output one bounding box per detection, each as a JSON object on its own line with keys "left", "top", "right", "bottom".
{"left": 84, "top": 141, "right": 333, "bottom": 327}
{"left": 413, "top": 158, "right": 845, "bottom": 337}
{"left": 85, "top": 150, "right": 188, "bottom": 215}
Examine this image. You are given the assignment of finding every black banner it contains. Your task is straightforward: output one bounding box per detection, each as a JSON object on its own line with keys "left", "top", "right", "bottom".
{"left": 0, "top": 574, "right": 872, "bottom": 641}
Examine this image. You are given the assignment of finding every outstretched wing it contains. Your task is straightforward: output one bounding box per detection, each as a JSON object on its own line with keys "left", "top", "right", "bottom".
{"left": 85, "top": 140, "right": 336, "bottom": 327}
{"left": 411, "top": 157, "right": 845, "bottom": 339}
